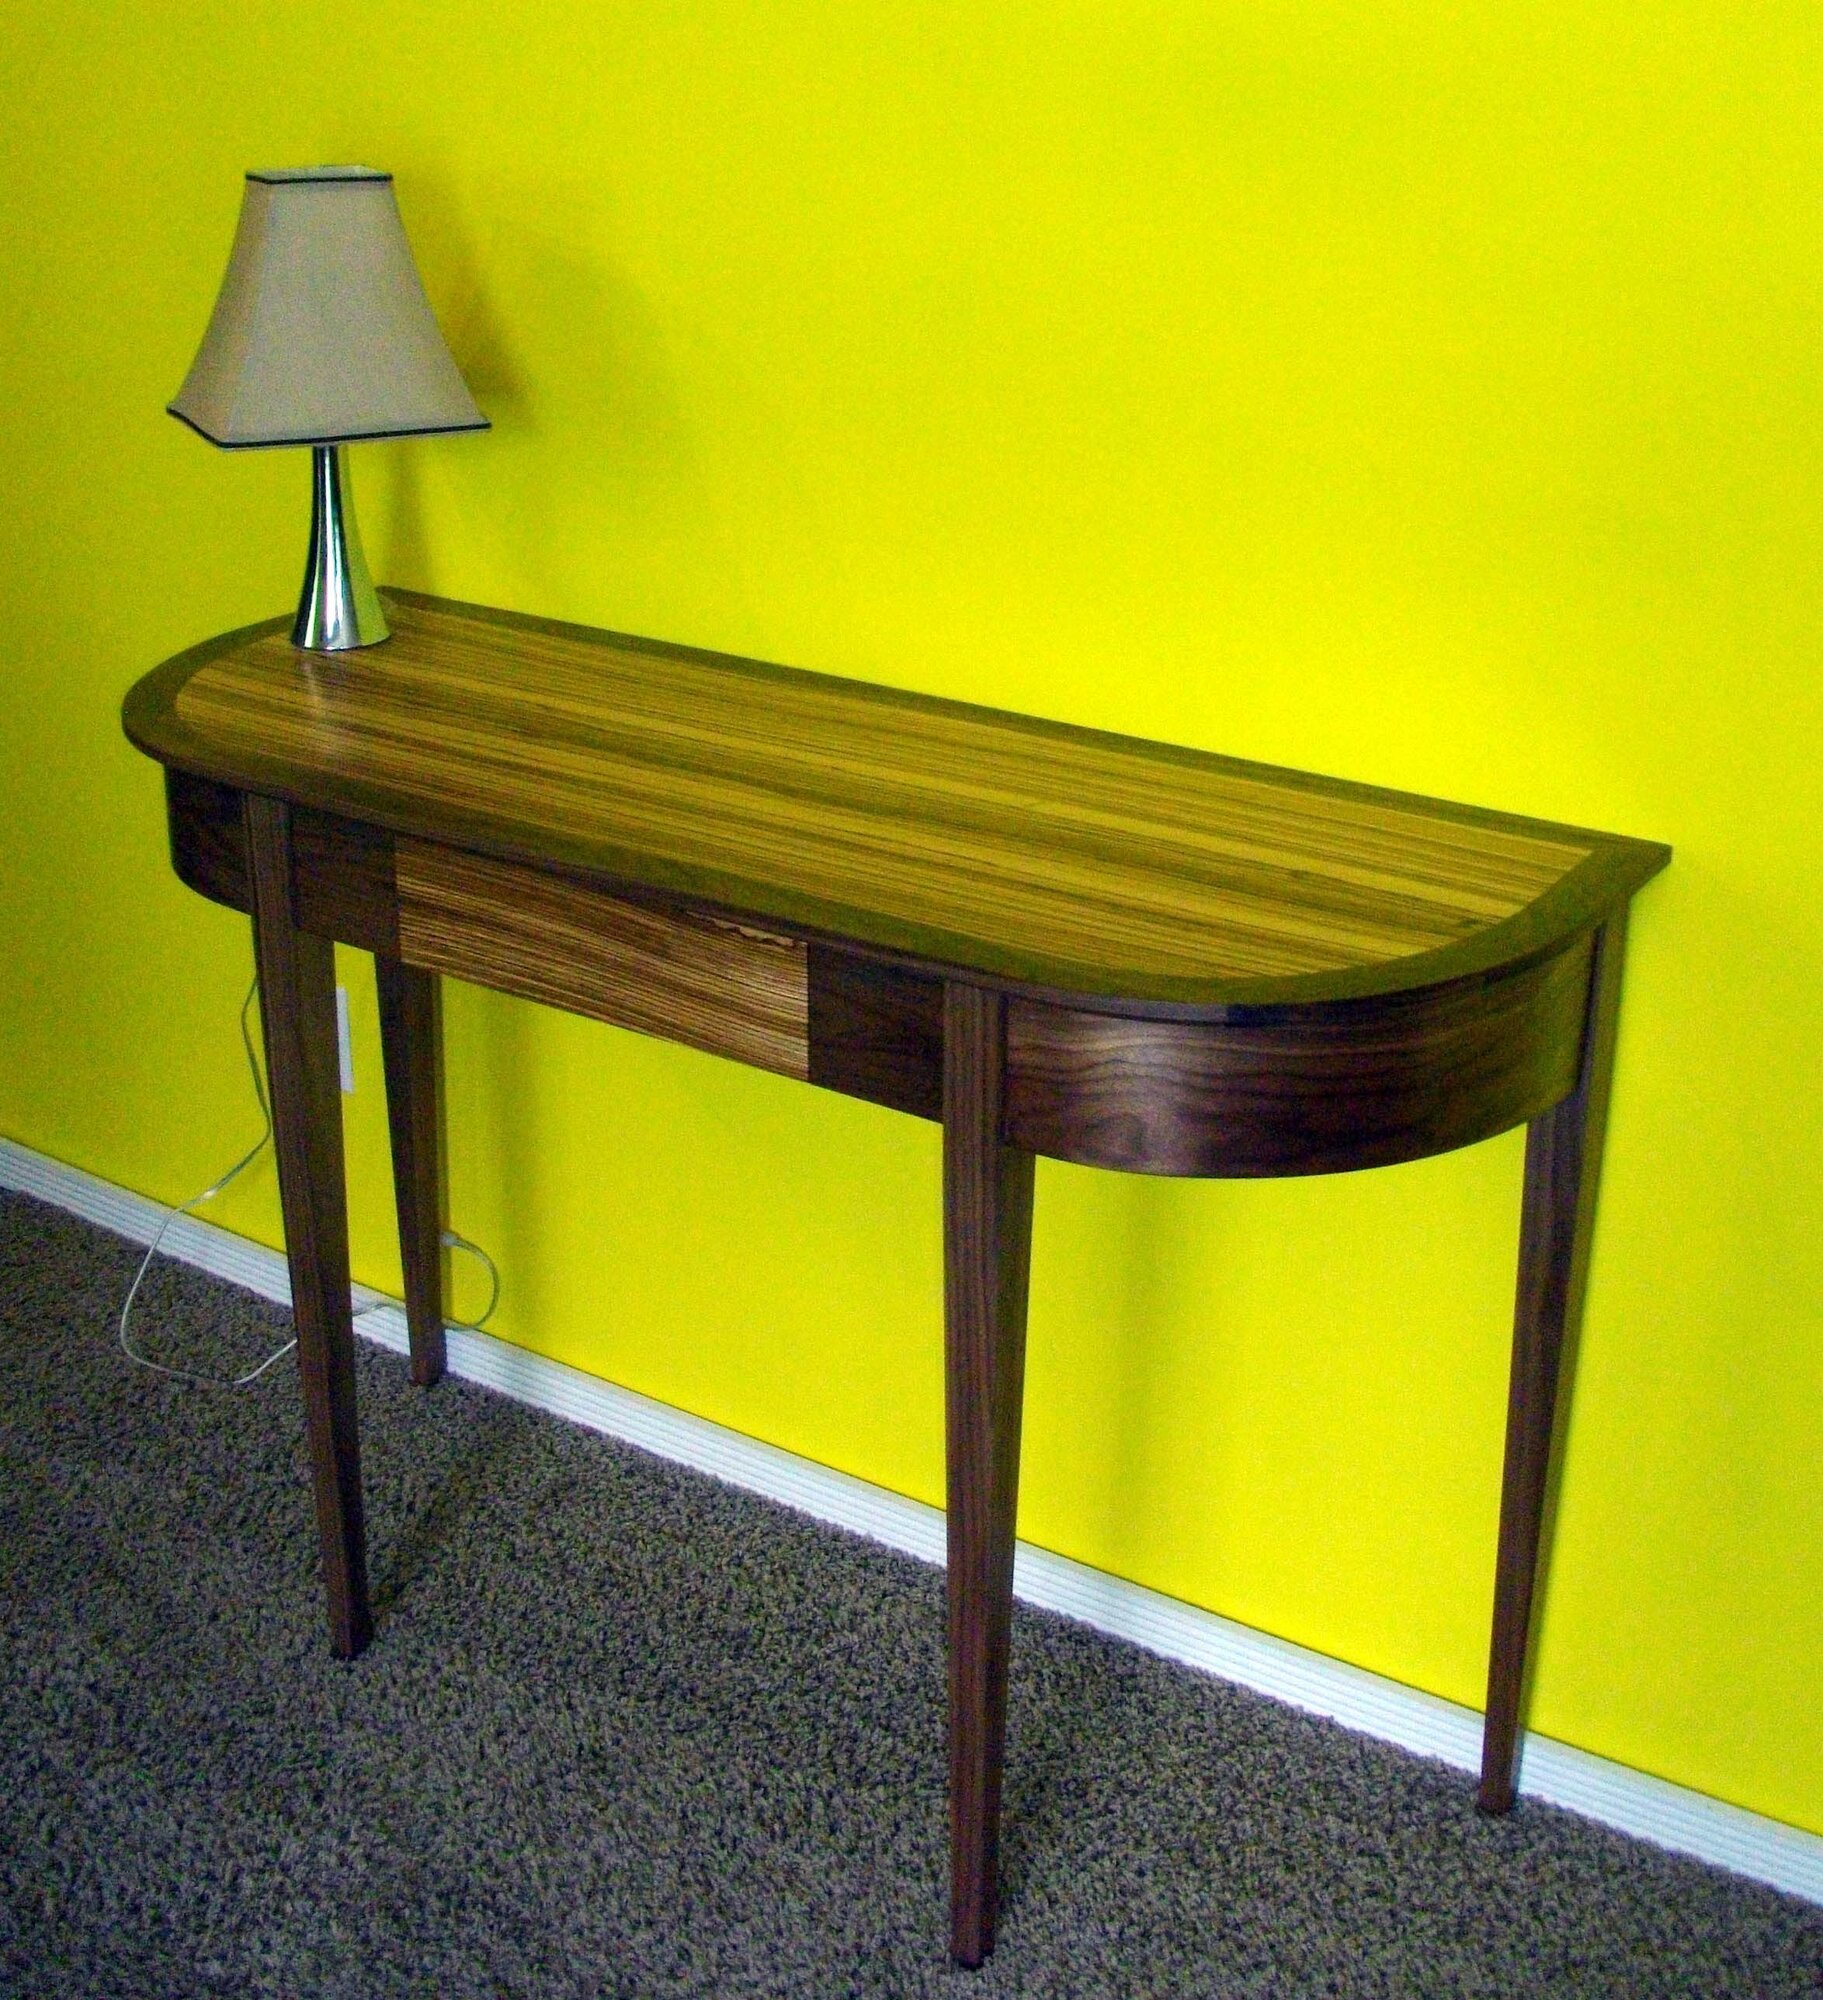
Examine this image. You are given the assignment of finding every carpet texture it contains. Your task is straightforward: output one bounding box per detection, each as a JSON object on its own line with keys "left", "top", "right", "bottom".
{"left": 1, "top": 1187, "right": 1818, "bottom": 1998}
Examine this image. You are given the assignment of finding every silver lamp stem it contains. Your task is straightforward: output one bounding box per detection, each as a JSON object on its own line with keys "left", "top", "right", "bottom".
{"left": 292, "top": 444, "right": 389, "bottom": 651}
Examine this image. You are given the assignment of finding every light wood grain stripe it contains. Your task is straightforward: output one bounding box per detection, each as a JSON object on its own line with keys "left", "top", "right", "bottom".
{"left": 177, "top": 600, "right": 1596, "bottom": 987}
{"left": 396, "top": 841, "right": 808, "bottom": 1080}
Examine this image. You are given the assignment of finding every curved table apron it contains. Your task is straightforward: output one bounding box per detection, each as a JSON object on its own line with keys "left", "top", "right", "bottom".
{"left": 124, "top": 590, "right": 1669, "bottom": 1969}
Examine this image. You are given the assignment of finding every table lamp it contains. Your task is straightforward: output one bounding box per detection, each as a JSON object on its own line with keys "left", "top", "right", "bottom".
{"left": 168, "top": 167, "right": 489, "bottom": 651}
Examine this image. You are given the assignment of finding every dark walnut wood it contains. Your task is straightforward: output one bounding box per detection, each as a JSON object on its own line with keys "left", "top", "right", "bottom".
{"left": 1478, "top": 914, "right": 1630, "bottom": 1813}
{"left": 943, "top": 984, "right": 1036, "bottom": 1968}
{"left": 166, "top": 769, "right": 399, "bottom": 953}
{"left": 294, "top": 809, "right": 401, "bottom": 956}
{"left": 806, "top": 948, "right": 945, "bottom": 1122}
{"left": 244, "top": 794, "right": 371, "bottom": 1660}
{"left": 376, "top": 957, "right": 448, "bottom": 1388}
{"left": 128, "top": 590, "right": 1671, "bottom": 1967}
{"left": 166, "top": 768, "right": 247, "bottom": 909}
{"left": 1004, "top": 939, "right": 1593, "bottom": 1178}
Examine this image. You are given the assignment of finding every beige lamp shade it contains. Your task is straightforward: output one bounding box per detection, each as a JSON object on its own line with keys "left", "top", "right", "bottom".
{"left": 168, "top": 167, "right": 489, "bottom": 448}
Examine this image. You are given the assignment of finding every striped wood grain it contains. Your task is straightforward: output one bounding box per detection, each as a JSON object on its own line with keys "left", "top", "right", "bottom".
{"left": 165, "top": 596, "right": 1604, "bottom": 1002}
{"left": 396, "top": 841, "right": 809, "bottom": 1080}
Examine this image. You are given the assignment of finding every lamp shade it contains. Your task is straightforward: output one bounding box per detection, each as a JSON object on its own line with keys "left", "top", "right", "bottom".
{"left": 168, "top": 167, "right": 489, "bottom": 448}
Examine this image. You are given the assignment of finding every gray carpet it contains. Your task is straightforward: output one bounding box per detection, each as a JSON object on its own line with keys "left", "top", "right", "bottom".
{"left": 1, "top": 1188, "right": 1818, "bottom": 1997}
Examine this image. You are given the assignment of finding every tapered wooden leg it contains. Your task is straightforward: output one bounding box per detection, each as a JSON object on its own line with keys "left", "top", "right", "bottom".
{"left": 943, "top": 982, "right": 1036, "bottom": 1968}
{"left": 376, "top": 956, "right": 447, "bottom": 1387}
{"left": 1478, "top": 915, "right": 1630, "bottom": 1812}
{"left": 246, "top": 794, "right": 372, "bottom": 1661}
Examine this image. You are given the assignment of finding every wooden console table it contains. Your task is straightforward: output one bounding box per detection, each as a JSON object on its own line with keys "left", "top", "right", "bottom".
{"left": 124, "top": 590, "right": 1668, "bottom": 1965}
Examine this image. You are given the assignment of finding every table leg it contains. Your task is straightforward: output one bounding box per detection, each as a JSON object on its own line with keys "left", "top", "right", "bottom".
{"left": 245, "top": 794, "right": 373, "bottom": 1661}
{"left": 1478, "top": 914, "right": 1629, "bottom": 1812}
{"left": 376, "top": 956, "right": 447, "bottom": 1387}
{"left": 943, "top": 982, "right": 1036, "bottom": 1968}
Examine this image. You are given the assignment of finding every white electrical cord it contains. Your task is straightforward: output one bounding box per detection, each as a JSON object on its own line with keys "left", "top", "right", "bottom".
{"left": 437, "top": 1228, "right": 500, "bottom": 1333}
{"left": 120, "top": 970, "right": 501, "bottom": 1383}
{"left": 118, "top": 972, "right": 292, "bottom": 1388}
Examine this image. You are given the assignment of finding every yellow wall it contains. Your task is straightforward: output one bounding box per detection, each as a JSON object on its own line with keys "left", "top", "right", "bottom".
{"left": 3, "top": 3, "right": 1818, "bottom": 1835}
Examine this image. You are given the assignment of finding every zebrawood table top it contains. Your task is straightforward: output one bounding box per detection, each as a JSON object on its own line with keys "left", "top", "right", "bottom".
{"left": 125, "top": 590, "right": 1667, "bottom": 1012}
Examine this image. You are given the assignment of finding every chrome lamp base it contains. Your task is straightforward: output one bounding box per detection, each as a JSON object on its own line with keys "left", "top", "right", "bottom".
{"left": 293, "top": 444, "right": 389, "bottom": 651}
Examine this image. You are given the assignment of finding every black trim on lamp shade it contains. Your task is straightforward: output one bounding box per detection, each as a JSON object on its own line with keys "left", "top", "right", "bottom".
{"left": 247, "top": 167, "right": 393, "bottom": 185}
{"left": 166, "top": 405, "right": 492, "bottom": 451}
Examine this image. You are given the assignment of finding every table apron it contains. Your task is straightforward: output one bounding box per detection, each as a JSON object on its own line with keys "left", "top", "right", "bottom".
{"left": 166, "top": 769, "right": 1593, "bottom": 1178}
{"left": 1001, "top": 944, "right": 1591, "bottom": 1176}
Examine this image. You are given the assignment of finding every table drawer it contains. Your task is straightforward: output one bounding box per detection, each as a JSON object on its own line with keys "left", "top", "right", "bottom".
{"left": 396, "top": 840, "right": 809, "bottom": 1080}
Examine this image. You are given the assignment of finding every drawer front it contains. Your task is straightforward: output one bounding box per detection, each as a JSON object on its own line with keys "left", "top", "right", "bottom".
{"left": 396, "top": 840, "right": 809, "bottom": 1080}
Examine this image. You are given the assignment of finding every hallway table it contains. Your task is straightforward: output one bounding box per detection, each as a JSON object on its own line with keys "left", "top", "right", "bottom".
{"left": 124, "top": 589, "right": 1669, "bottom": 1966}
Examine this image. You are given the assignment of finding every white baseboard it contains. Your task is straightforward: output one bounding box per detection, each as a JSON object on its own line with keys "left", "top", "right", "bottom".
{"left": 4, "top": 1131, "right": 1819, "bottom": 1908}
